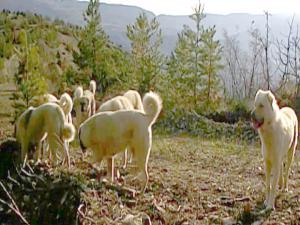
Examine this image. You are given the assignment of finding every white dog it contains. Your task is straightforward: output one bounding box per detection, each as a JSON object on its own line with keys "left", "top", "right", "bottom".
{"left": 97, "top": 95, "right": 134, "bottom": 112}
{"left": 79, "top": 91, "right": 162, "bottom": 192}
{"left": 97, "top": 95, "right": 135, "bottom": 168}
{"left": 15, "top": 103, "right": 75, "bottom": 168}
{"left": 29, "top": 93, "right": 58, "bottom": 107}
{"left": 96, "top": 90, "right": 144, "bottom": 168}
{"left": 73, "top": 80, "right": 96, "bottom": 128}
{"left": 123, "top": 90, "right": 144, "bottom": 111}
{"left": 59, "top": 93, "right": 73, "bottom": 124}
{"left": 251, "top": 90, "right": 298, "bottom": 209}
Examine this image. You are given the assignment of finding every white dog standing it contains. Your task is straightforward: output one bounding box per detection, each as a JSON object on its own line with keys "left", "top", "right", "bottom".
{"left": 251, "top": 90, "right": 298, "bottom": 209}
{"left": 16, "top": 103, "right": 75, "bottom": 168}
{"left": 79, "top": 91, "right": 162, "bottom": 192}
{"left": 73, "top": 80, "right": 96, "bottom": 129}
{"left": 97, "top": 90, "right": 143, "bottom": 168}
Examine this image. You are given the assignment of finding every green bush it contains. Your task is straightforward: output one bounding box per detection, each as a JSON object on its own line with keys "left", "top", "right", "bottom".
{"left": 156, "top": 109, "right": 257, "bottom": 143}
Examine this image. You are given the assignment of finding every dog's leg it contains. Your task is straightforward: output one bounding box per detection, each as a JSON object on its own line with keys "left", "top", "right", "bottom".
{"left": 267, "top": 160, "right": 280, "bottom": 209}
{"left": 107, "top": 157, "right": 115, "bottom": 182}
{"left": 34, "top": 141, "right": 42, "bottom": 162}
{"left": 48, "top": 136, "right": 59, "bottom": 167}
{"left": 92, "top": 99, "right": 96, "bottom": 115}
{"left": 63, "top": 141, "right": 71, "bottom": 169}
{"left": 122, "top": 149, "right": 128, "bottom": 169}
{"left": 264, "top": 158, "right": 271, "bottom": 206}
{"left": 284, "top": 147, "right": 296, "bottom": 191}
{"left": 128, "top": 147, "right": 133, "bottom": 163}
{"left": 134, "top": 138, "right": 151, "bottom": 193}
{"left": 278, "top": 163, "right": 284, "bottom": 190}
{"left": 21, "top": 137, "right": 30, "bottom": 163}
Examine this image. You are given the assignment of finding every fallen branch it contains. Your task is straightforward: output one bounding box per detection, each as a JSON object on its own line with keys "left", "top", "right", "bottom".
{"left": 77, "top": 203, "right": 97, "bottom": 224}
{"left": 0, "top": 181, "right": 29, "bottom": 225}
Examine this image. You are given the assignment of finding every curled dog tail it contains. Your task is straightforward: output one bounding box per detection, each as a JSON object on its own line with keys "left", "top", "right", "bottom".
{"left": 62, "top": 123, "right": 75, "bottom": 142}
{"left": 142, "top": 91, "right": 162, "bottom": 126}
{"left": 74, "top": 86, "right": 83, "bottom": 99}
{"left": 89, "top": 80, "right": 96, "bottom": 95}
{"left": 59, "top": 93, "right": 73, "bottom": 115}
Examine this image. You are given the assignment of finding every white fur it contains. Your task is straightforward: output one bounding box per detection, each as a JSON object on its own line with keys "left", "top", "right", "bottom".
{"left": 252, "top": 90, "right": 298, "bottom": 209}
{"left": 74, "top": 86, "right": 83, "bottom": 99}
{"left": 15, "top": 103, "right": 75, "bottom": 168}
{"left": 79, "top": 91, "right": 162, "bottom": 192}
{"left": 98, "top": 96, "right": 134, "bottom": 112}
{"left": 73, "top": 82, "right": 96, "bottom": 128}
{"left": 59, "top": 93, "right": 73, "bottom": 124}
{"left": 123, "top": 90, "right": 144, "bottom": 111}
{"left": 29, "top": 93, "right": 58, "bottom": 107}
{"left": 97, "top": 95, "right": 134, "bottom": 168}
{"left": 89, "top": 80, "right": 96, "bottom": 95}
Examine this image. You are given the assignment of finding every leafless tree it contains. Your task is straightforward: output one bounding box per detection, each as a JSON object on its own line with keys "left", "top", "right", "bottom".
{"left": 262, "top": 11, "right": 272, "bottom": 90}
{"left": 248, "top": 26, "right": 264, "bottom": 98}
{"left": 276, "top": 16, "right": 294, "bottom": 87}
{"left": 276, "top": 16, "right": 300, "bottom": 97}
{"left": 290, "top": 25, "right": 300, "bottom": 95}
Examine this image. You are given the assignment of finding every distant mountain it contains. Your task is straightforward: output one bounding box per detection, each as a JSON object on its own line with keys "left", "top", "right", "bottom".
{"left": 1, "top": 0, "right": 300, "bottom": 54}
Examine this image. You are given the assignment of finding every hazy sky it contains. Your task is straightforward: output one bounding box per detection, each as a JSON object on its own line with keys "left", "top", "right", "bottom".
{"left": 98, "top": 0, "right": 300, "bottom": 15}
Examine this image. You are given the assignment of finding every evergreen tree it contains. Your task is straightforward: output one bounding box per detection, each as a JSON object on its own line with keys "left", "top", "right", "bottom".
{"left": 126, "top": 13, "right": 164, "bottom": 94}
{"left": 167, "top": 2, "right": 222, "bottom": 111}
{"left": 74, "top": 0, "right": 125, "bottom": 95}
{"left": 12, "top": 29, "right": 47, "bottom": 121}
{"left": 199, "top": 26, "right": 223, "bottom": 108}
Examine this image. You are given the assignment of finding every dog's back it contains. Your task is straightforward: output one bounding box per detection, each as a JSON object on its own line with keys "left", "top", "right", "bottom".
{"left": 27, "top": 103, "right": 65, "bottom": 140}
{"left": 16, "top": 107, "right": 34, "bottom": 142}
{"left": 98, "top": 96, "right": 134, "bottom": 112}
{"left": 281, "top": 107, "right": 298, "bottom": 124}
{"left": 123, "top": 90, "right": 144, "bottom": 111}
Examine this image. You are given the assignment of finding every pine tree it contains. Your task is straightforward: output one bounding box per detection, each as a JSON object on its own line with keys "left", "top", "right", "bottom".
{"left": 74, "top": 0, "right": 125, "bottom": 95}
{"left": 12, "top": 29, "right": 47, "bottom": 121}
{"left": 199, "top": 26, "right": 223, "bottom": 108}
{"left": 126, "top": 13, "right": 164, "bottom": 94}
{"left": 167, "top": 2, "right": 222, "bottom": 111}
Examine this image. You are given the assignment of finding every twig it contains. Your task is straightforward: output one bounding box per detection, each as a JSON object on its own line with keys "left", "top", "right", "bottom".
{"left": 0, "top": 181, "right": 29, "bottom": 225}
{"left": 7, "top": 171, "right": 21, "bottom": 186}
{"left": 77, "top": 203, "right": 97, "bottom": 224}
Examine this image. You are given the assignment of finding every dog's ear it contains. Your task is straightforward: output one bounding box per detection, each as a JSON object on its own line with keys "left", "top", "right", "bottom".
{"left": 267, "top": 90, "right": 275, "bottom": 106}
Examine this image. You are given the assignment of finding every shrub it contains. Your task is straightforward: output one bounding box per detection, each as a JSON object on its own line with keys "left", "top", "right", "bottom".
{"left": 156, "top": 109, "right": 257, "bottom": 143}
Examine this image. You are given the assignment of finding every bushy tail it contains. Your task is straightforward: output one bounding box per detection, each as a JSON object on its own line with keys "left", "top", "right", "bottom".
{"left": 142, "top": 91, "right": 162, "bottom": 126}
{"left": 89, "top": 80, "right": 96, "bottom": 95}
{"left": 74, "top": 86, "right": 83, "bottom": 99}
{"left": 59, "top": 93, "right": 73, "bottom": 115}
{"left": 62, "top": 123, "right": 75, "bottom": 142}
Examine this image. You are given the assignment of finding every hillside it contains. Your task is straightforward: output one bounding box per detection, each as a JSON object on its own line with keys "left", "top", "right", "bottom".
{"left": 0, "top": 11, "right": 81, "bottom": 93}
{"left": 1, "top": 0, "right": 300, "bottom": 53}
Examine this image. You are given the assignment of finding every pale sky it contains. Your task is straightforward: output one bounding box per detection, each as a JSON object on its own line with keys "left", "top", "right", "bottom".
{"left": 98, "top": 0, "right": 300, "bottom": 15}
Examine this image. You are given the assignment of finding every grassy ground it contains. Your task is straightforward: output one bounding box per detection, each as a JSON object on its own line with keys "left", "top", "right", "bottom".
{"left": 1, "top": 84, "right": 300, "bottom": 224}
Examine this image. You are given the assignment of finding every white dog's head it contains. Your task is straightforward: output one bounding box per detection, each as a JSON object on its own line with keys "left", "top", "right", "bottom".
{"left": 251, "top": 89, "right": 279, "bottom": 129}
